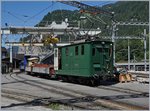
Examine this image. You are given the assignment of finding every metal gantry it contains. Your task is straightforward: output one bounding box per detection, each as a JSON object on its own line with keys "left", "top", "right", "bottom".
{"left": 58, "top": 1, "right": 113, "bottom": 15}
{"left": 58, "top": 1, "right": 149, "bottom": 69}
{"left": 115, "top": 22, "right": 149, "bottom": 26}
{"left": 144, "top": 29, "right": 147, "bottom": 71}
{"left": 114, "top": 21, "right": 148, "bottom": 71}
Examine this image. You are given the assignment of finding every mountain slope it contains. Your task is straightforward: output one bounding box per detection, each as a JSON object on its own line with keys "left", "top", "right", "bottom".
{"left": 22, "top": 1, "right": 149, "bottom": 62}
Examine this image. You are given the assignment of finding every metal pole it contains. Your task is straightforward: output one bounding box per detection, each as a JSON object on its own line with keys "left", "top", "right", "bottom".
{"left": 0, "top": 18, "right": 1, "bottom": 106}
{"left": 144, "top": 29, "right": 147, "bottom": 71}
{"left": 134, "top": 55, "right": 135, "bottom": 71}
{"left": 10, "top": 44, "right": 13, "bottom": 72}
{"left": 40, "top": 34, "right": 43, "bottom": 41}
{"left": 0, "top": 33, "right": 2, "bottom": 75}
{"left": 149, "top": 1, "right": 150, "bottom": 72}
{"left": 0, "top": 2, "right": 1, "bottom": 105}
{"left": 10, "top": 45, "right": 12, "bottom": 63}
{"left": 128, "top": 39, "right": 130, "bottom": 70}
{"left": 60, "top": 37, "right": 61, "bottom": 42}
{"left": 112, "top": 21, "right": 116, "bottom": 66}
{"left": 69, "top": 35, "right": 70, "bottom": 43}
{"left": 15, "top": 53, "right": 16, "bottom": 69}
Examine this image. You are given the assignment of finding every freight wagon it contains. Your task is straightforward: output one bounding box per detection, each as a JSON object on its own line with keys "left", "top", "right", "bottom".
{"left": 26, "top": 64, "right": 55, "bottom": 78}
{"left": 25, "top": 40, "right": 114, "bottom": 85}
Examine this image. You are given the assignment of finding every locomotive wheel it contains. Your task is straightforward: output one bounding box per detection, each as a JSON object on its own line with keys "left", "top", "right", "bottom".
{"left": 26, "top": 72, "right": 31, "bottom": 75}
{"left": 77, "top": 77, "right": 86, "bottom": 85}
{"left": 90, "top": 79, "right": 95, "bottom": 86}
{"left": 95, "top": 78, "right": 100, "bottom": 86}
{"left": 89, "top": 78, "right": 99, "bottom": 86}
{"left": 71, "top": 77, "right": 78, "bottom": 83}
{"left": 61, "top": 76, "right": 68, "bottom": 82}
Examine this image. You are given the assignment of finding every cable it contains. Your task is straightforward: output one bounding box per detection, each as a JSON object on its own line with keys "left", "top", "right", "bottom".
{"left": 85, "top": 14, "right": 107, "bottom": 25}
{"left": 58, "top": 2, "right": 64, "bottom": 21}
{"left": 94, "top": 1, "right": 114, "bottom": 7}
{"left": 24, "top": 2, "right": 55, "bottom": 23}
{"left": 96, "top": 16, "right": 107, "bottom": 24}
{"left": 3, "top": 10, "right": 29, "bottom": 18}
{"left": 4, "top": 10, "right": 25, "bottom": 22}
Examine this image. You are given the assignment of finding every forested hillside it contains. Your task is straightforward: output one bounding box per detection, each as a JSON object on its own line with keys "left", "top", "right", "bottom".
{"left": 22, "top": 1, "right": 149, "bottom": 62}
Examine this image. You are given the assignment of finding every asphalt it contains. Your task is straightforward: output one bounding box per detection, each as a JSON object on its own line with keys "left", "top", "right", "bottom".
{"left": 1, "top": 72, "right": 149, "bottom": 110}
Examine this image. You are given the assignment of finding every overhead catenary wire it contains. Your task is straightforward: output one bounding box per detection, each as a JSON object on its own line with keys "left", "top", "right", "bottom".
{"left": 85, "top": 14, "right": 107, "bottom": 25}
{"left": 3, "top": 10, "right": 25, "bottom": 22}
{"left": 94, "top": 1, "right": 114, "bottom": 7}
{"left": 24, "top": 2, "right": 55, "bottom": 23}
{"left": 3, "top": 10, "right": 29, "bottom": 18}
{"left": 58, "top": 2, "right": 64, "bottom": 22}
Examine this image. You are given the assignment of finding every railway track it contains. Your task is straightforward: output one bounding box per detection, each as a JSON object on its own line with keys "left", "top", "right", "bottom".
{"left": 2, "top": 73, "right": 148, "bottom": 110}
{"left": 128, "top": 71, "right": 149, "bottom": 78}
{"left": 16, "top": 73, "right": 149, "bottom": 97}
{"left": 2, "top": 73, "right": 108, "bottom": 110}
{"left": 3, "top": 74, "right": 12, "bottom": 81}
{"left": 2, "top": 89, "right": 38, "bottom": 102}
{"left": 7, "top": 71, "right": 149, "bottom": 95}
{"left": 128, "top": 71, "right": 149, "bottom": 83}
{"left": 98, "top": 85, "right": 149, "bottom": 96}
{"left": 1, "top": 89, "right": 92, "bottom": 110}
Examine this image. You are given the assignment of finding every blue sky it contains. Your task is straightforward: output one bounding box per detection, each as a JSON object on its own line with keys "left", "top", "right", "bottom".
{"left": 1, "top": 1, "right": 77, "bottom": 26}
{"left": 1, "top": 1, "right": 116, "bottom": 27}
{"left": 1, "top": 1, "right": 116, "bottom": 47}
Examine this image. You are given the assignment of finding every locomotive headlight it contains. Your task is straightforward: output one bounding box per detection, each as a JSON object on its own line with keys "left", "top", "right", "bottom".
{"left": 102, "top": 42, "right": 105, "bottom": 44}
{"left": 110, "top": 44, "right": 112, "bottom": 46}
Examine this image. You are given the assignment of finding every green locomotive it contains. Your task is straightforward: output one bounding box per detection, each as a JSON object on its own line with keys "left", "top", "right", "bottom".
{"left": 54, "top": 40, "right": 114, "bottom": 85}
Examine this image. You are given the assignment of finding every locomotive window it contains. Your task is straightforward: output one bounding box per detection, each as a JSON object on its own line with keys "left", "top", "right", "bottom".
{"left": 81, "top": 45, "right": 84, "bottom": 55}
{"left": 65, "top": 48, "right": 69, "bottom": 56}
{"left": 75, "top": 46, "right": 78, "bottom": 55}
{"left": 92, "top": 48, "right": 95, "bottom": 56}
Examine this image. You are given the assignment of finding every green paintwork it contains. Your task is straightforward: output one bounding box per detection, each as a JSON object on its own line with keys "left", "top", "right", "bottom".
{"left": 56, "top": 41, "right": 113, "bottom": 78}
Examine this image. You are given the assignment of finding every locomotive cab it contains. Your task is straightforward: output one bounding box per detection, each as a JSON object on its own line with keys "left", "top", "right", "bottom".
{"left": 55, "top": 40, "right": 114, "bottom": 85}
{"left": 91, "top": 41, "right": 113, "bottom": 80}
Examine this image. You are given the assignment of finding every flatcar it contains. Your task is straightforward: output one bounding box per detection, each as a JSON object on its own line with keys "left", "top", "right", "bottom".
{"left": 25, "top": 40, "right": 114, "bottom": 85}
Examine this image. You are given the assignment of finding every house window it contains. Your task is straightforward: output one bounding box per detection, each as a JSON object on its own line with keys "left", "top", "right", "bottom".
{"left": 75, "top": 46, "right": 78, "bottom": 55}
{"left": 81, "top": 45, "right": 84, "bottom": 55}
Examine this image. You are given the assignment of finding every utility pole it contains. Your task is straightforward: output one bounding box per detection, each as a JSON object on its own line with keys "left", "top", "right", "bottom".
{"left": 7, "top": 35, "right": 13, "bottom": 72}
{"left": 0, "top": 6, "right": 1, "bottom": 106}
{"left": 128, "top": 39, "right": 130, "bottom": 70}
{"left": 0, "top": 33, "right": 2, "bottom": 75}
{"left": 133, "top": 55, "right": 135, "bottom": 71}
{"left": 149, "top": 1, "right": 150, "bottom": 73}
{"left": 144, "top": 29, "right": 147, "bottom": 71}
{"left": 10, "top": 41, "right": 13, "bottom": 72}
{"left": 112, "top": 16, "right": 116, "bottom": 66}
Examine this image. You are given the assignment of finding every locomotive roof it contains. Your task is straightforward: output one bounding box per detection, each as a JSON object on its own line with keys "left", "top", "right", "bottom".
{"left": 59, "top": 40, "right": 112, "bottom": 48}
